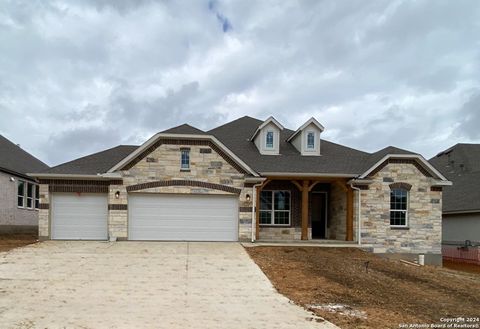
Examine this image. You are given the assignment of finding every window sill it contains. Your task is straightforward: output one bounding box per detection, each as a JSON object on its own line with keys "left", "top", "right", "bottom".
{"left": 259, "top": 224, "right": 291, "bottom": 227}
{"left": 180, "top": 169, "right": 191, "bottom": 172}
{"left": 390, "top": 226, "right": 409, "bottom": 230}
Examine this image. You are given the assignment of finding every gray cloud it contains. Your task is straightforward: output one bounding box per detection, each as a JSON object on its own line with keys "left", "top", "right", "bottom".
{"left": 1, "top": 0, "right": 480, "bottom": 166}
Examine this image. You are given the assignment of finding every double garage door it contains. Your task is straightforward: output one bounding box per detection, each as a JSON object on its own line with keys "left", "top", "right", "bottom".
{"left": 51, "top": 193, "right": 238, "bottom": 241}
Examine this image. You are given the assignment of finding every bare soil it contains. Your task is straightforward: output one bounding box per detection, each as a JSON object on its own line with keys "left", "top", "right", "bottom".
{"left": 246, "top": 246, "right": 480, "bottom": 329}
{"left": 443, "top": 259, "right": 480, "bottom": 275}
{"left": 0, "top": 234, "right": 38, "bottom": 252}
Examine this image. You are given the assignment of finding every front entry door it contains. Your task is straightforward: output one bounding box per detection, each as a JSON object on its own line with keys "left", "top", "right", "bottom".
{"left": 311, "top": 192, "right": 327, "bottom": 239}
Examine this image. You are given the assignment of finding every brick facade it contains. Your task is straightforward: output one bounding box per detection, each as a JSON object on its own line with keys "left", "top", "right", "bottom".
{"left": 0, "top": 171, "right": 38, "bottom": 233}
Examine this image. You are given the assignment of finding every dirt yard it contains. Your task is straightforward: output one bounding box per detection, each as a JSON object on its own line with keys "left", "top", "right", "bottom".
{"left": 246, "top": 246, "right": 480, "bottom": 329}
{"left": 0, "top": 234, "right": 38, "bottom": 252}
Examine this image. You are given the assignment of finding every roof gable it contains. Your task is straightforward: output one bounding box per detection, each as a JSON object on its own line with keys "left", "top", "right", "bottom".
{"left": 286, "top": 117, "right": 325, "bottom": 142}
{"left": 250, "top": 116, "right": 284, "bottom": 140}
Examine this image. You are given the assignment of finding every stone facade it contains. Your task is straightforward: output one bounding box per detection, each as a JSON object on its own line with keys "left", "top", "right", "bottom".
{"left": 38, "top": 141, "right": 254, "bottom": 241}
{"left": 0, "top": 171, "right": 38, "bottom": 233}
{"left": 360, "top": 162, "right": 442, "bottom": 259}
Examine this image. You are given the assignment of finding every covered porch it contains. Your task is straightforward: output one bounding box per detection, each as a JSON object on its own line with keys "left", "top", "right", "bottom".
{"left": 254, "top": 176, "right": 358, "bottom": 242}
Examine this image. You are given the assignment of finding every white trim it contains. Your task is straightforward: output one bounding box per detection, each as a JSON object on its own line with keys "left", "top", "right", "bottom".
{"left": 358, "top": 154, "right": 450, "bottom": 181}
{"left": 390, "top": 187, "right": 409, "bottom": 227}
{"left": 286, "top": 117, "right": 325, "bottom": 142}
{"left": 250, "top": 116, "right": 284, "bottom": 141}
{"left": 260, "top": 172, "right": 357, "bottom": 178}
{"left": 259, "top": 190, "right": 291, "bottom": 226}
{"left": 106, "top": 133, "right": 259, "bottom": 176}
{"left": 306, "top": 130, "right": 315, "bottom": 149}
{"left": 265, "top": 130, "right": 274, "bottom": 149}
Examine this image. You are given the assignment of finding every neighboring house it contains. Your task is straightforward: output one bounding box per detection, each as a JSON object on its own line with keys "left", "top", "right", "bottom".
{"left": 0, "top": 135, "right": 49, "bottom": 233}
{"left": 30, "top": 116, "right": 450, "bottom": 264}
{"left": 430, "top": 144, "right": 480, "bottom": 264}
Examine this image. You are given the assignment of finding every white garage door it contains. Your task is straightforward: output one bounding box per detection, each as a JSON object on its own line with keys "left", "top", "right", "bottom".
{"left": 128, "top": 194, "right": 238, "bottom": 241}
{"left": 51, "top": 193, "right": 108, "bottom": 240}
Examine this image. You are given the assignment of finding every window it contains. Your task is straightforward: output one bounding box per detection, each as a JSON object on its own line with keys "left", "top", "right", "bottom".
{"left": 306, "top": 131, "right": 315, "bottom": 149}
{"left": 265, "top": 131, "right": 274, "bottom": 148}
{"left": 35, "top": 185, "right": 40, "bottom": 209}
{"left": 17, "top": 180, "right": 38, "bottom": 209}
{"left": 259, "top": 191, "right": 291, "bottom": 225}
{"left": 26, "top": 183, "right": 34, "bottom": 208}
{"left": 390, "top": 188, "right": 408, "bottom": 226}
{"left": 17, "top": 180, "right": 25, "bottom": 207}
{"left": 180, "top": 149, "right": 190, "bottom": 170}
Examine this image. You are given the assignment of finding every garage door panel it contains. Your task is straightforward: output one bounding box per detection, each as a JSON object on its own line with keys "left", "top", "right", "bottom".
{"left": 128, "top": 194, "right": 238, "bottom": 241}
{"left": 52, "top": 193, "right": 108, "bottom": 240}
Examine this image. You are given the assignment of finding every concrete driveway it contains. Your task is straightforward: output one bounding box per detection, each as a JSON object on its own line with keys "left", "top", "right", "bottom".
{"left": 0, "top": 241, "right": 337, "bottom": 329}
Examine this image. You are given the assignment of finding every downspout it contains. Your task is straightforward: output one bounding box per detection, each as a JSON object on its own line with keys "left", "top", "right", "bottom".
{"left": 350, "top": 183, "right": 362, "bottom": 246}
{"left": 251, "top": 183, "right": 263, "bottom": 242}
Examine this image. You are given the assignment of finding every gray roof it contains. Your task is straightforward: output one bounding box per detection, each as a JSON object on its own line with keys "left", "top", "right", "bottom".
{"left": 36, "top": 116, "right": 421, "bottom": 177}
{"left": 43, "top": 145, "right": 138, "bottom": 175}
{"left": 209, "top": 116, "right": 417, "bottom": 175}
{"left": 0, "top": 134, "right": 49, "bottom": 178}
{"left": 160, "top": 124, "right": 206, "bottom": 135}
{"left": 430, "top": 144, "right": 480, "bottom": 213}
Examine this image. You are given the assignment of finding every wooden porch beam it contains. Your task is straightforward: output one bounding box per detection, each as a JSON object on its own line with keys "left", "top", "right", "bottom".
{"left": 301, "top": 180, "right": 309, "bottom": 240}
{"left": 290, "top": 180, "right": 303, "bottom": 191}
{"left": 346, "top": 186, "right": 354, "bottom": 241}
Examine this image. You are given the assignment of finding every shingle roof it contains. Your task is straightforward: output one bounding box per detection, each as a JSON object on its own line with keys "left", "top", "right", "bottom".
{"left": 43, "top": 145, "right": 138, "bottom": 175}
{"left": 160, "top": 124, "right": 206, "bottom": 135}
{"left": 209, "top": 116, "right": 373, "bottom": 175}
{"left": 430, "top": 144, "right": 480, "bottom": 213}
{"left": 35, "top": 116, "right": 422, "bottom": 177}
{"left": 0, "top": 134, "right": 49, "bottom": 177}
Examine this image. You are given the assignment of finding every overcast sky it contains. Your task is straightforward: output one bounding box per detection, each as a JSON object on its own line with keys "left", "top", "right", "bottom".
{"left": 1, "top": 0, "right": 480, "bottom": 166}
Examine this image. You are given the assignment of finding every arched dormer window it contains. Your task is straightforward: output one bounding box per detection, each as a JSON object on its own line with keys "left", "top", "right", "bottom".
{"left": 389, "top": 183, "right": 411, "bottom": 227}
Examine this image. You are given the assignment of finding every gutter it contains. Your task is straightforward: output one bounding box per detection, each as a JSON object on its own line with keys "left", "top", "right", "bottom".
{"left": 350, "top": 183, "right": 362, "bottom": 246}
{"left": 27, "top": 173, "right": 120, "bottom": 180}
{"left": 260, "top": 172, "right": 358, "bottom": 178}
{"left": 250, "top": 178, "right": 267, "bottom": 243}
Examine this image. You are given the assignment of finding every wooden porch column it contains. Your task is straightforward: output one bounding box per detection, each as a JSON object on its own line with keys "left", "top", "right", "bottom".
{"left": 255, "top": 185, "right": 261, "bottom": 240}
{"left": 301, "top": 180, "right": 309, "bottom": 240}
{"left": 346, "top": 186, "right": 354, "bottom": 241}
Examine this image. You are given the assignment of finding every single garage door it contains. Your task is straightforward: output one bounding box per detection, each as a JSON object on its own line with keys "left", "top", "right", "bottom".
{"left": 128, "top": 194, "right": 238, "bottom": 241}
{"left": 51, "top": 193, "right": 108, "bottom": 240}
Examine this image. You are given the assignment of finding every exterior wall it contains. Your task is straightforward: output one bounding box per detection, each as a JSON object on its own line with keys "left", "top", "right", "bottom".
{"left": 0, "top": 171, "right": 38, "bottom": 233}
{"left": 360, "top": 162, "right": 442, "bottom": 258}
{"left": 37, "top": 141, "right": 253, "bottom": 241}
{"left": 442, "top": 213, "right": 480, "bottom": 244}
{"left": 329, "top": 183, "right": 347, "bottom": 240}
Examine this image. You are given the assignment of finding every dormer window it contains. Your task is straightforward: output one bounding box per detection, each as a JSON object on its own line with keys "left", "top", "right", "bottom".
{"left": 287, "top": 117, "right": 324, "bottom": 156}
{"left": 266, "top": 131, "right": 274, "bottom": 148}
{"left": 306, "top": 131, "right": 315, "bottom": 149}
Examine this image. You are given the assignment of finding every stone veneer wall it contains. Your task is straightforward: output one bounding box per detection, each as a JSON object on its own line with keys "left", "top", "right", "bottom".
{"left": 328, "top": 183, "right": 347, "bottom": 240}
{"left": 116, "top": 142, "right": 252, "bottom": 241}
{"left": 37, "top": 142, "right": 253, "bottom": 241}
{"left": 360, "top": 162, "right": 442, "bottom": 256}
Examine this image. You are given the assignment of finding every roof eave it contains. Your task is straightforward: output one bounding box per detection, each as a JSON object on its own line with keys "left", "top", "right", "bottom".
{"left": 286, "top": 117, "right": 325, "bottom": 142}
{"left": 250, "top": 116, "right": 285, "bottom": 140}
{"left": 359, "top": 154, "right": 450, "bottom": 181}
{"left": 28, "top": 173, "right": 121, "bottom": 180}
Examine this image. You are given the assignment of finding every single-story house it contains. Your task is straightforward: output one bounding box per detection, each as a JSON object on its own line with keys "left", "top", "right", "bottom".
{"left": 30, "top": 116, "right": 450, "bottom": 264}
{"left": 0, "top": 134, "right": 49, "bottom": 233}
{"left": 430, "top": 144, "right": 480, "bottom": 264}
